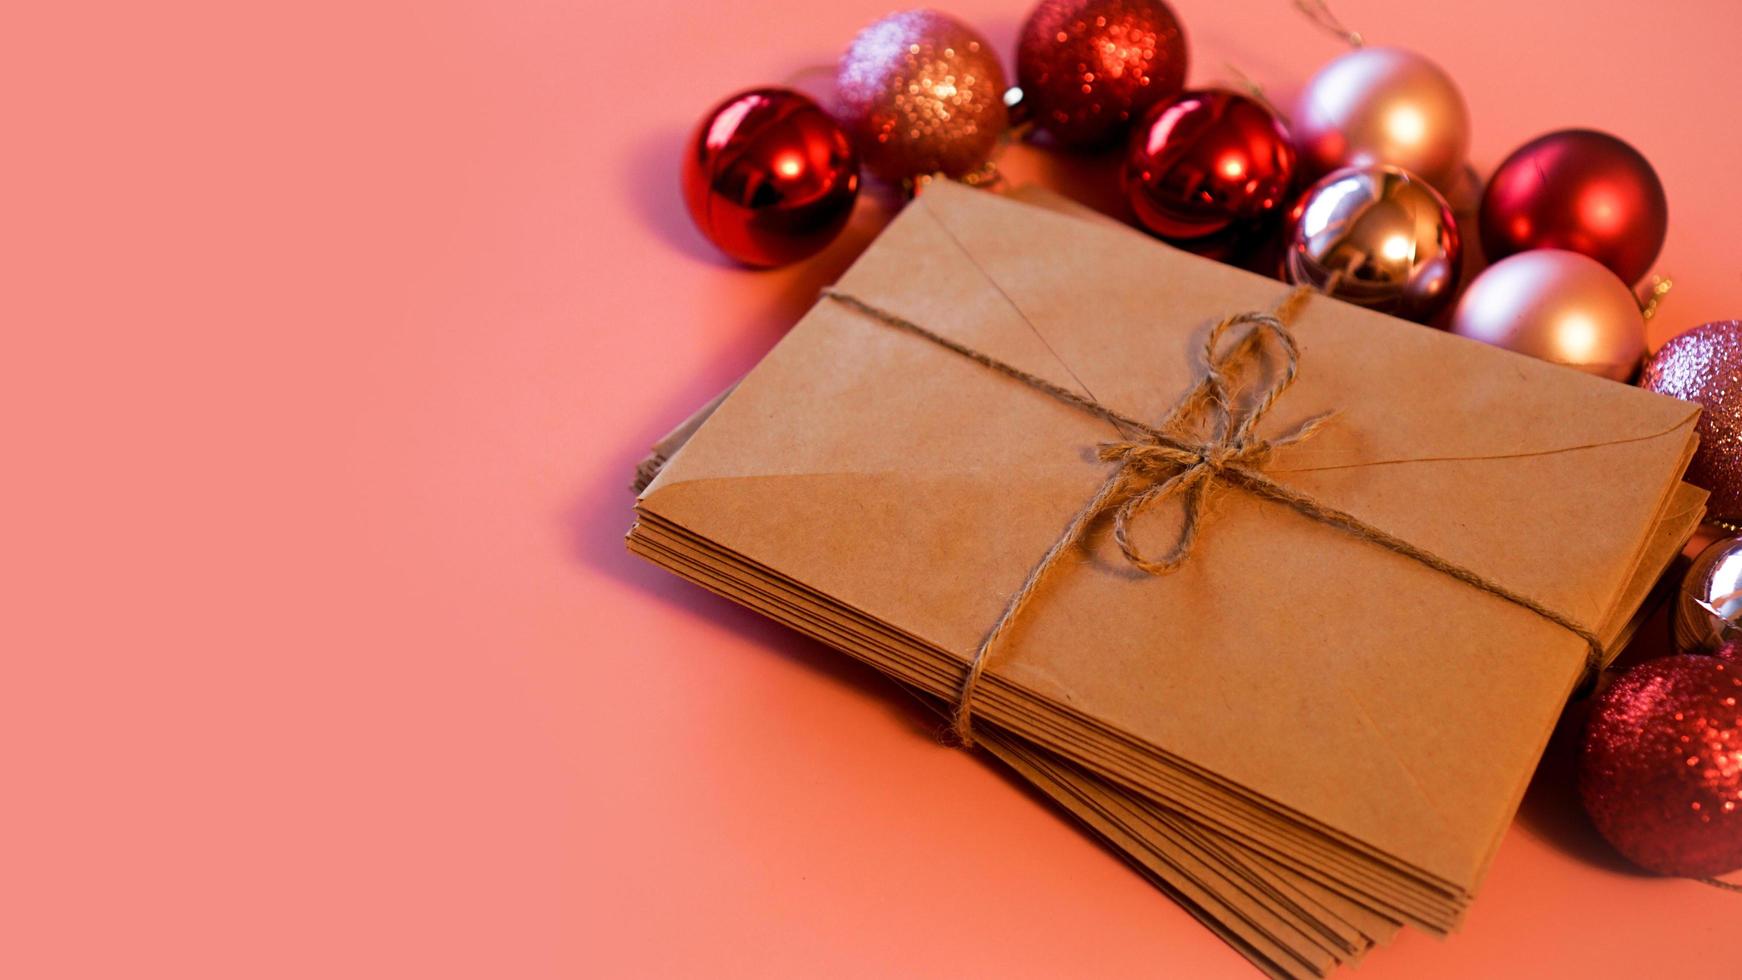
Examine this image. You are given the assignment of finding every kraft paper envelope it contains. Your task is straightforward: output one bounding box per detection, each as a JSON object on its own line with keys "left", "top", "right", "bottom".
{"left": 630, "top": 384, "right": 1703, "bottom": 979}
{"left": 635, "top": 181, "right": 1700, "bottom": 923}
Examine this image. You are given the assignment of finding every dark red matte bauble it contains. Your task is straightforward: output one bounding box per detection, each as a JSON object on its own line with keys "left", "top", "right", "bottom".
{"left": 1016, "top": 0, "right": 1188, "bottom": 148}
{"left": 681, "top": 88, "right": 860, "bottom": 268}
{"left": 1479, "top": 129, "right": 1667, "bottom": 285}
{"left": 1122, "top": 89, "right": 1295, "bottom": 249}
{"left": 1579, "top": 655, "right": 1742, "bottom": 878}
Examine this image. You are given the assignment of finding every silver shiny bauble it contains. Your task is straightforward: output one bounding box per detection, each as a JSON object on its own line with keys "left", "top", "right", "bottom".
{"left": 1675, "top": 536, "right": 1742, "bottom": 654}
{"left": 1281, "top": 164, "right": 1462, "bottom": 323}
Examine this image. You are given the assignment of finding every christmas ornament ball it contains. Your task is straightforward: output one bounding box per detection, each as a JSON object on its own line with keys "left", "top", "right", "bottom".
{"left": 1281, "top": 164, "right": 1461, "bottom": 323}
{"left": 1291, "top": 46, "right": 1470, "bottom": 192}
{"left": 1017, "top": 0, "right": 1189, "bottom": 148}
{"left": 1122, "top": 89, "right": 1295, "bottom": 248}
{"left": 1640, "top": 320, "right": 1742, "bottom": 523}
{"left": 1449, "top": 250, "right": 1646, "bottom": 381}
{"left": 680, "top": 88, "right": 860, "bottom": 268}
{"left": 1579, "top": 655, "right": 1742, "bottom": 878}
{"left": 835, "top": 9, "right": 1008, "bottom": 184}
{"left": 1675, "top": 536, "right": 1742, "bottom": 654}
{"left": 1479, "top": 129, "right": 1667, "bottom": 285}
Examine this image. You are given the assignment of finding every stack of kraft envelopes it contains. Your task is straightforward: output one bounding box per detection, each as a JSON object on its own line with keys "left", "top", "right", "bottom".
{"left": 627, "top": 182, "right": 1707, "bottom": 978}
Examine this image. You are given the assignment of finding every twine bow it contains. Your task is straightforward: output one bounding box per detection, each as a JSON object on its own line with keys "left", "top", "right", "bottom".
{"left": 1092, "top": 302, "right": 1336, "bottom": 576}
{"left": 819, "top": 286, "right": 1607, "bottom": 746}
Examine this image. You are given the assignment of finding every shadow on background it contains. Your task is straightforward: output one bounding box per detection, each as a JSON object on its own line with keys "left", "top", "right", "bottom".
{"left": 1513, "top": 591, "right": 1682, "bottom": 878}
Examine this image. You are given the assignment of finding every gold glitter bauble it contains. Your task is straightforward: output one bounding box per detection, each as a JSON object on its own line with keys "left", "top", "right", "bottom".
{"left": 835, "top": 10, "right": 1008, "bottom": 185}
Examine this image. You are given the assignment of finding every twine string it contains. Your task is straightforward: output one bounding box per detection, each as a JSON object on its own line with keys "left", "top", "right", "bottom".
{"left": 1293, "top": 0, "right": 1365, "bottom": 47}
{"left": 1637, "top": 274, "right": 1674, "bottom": 321}
{"left": 819, "top": 286, "right": 1604, "bottom": 746}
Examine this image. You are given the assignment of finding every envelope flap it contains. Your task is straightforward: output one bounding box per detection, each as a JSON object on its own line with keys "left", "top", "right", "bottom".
{"left": 906, "top": 182, "right": 1696, "bottom": 459}
{"left": 893, "top": 182, "right": 1697, "bottom": 632}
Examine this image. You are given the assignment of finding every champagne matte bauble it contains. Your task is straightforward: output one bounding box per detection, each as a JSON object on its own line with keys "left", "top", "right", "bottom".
{"left": 1449, "top": 250, "right": 1646, "bottom": 381}
{"left": 1291, "top": 46, "right": 1469, "bottom": 192}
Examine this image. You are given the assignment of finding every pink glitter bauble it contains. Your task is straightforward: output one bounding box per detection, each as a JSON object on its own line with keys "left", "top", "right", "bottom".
{"left": 1579, "top": 655, "right": 1742, "bottom": 878}
{"left": 1641, "top": 321, "right": 1742, "bottom": 525}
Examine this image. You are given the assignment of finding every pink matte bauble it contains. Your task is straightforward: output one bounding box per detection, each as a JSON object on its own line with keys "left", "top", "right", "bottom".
{"left": 1449, "top": 250, "right": 1646, "bottom": 380}
{"left": 1580, "top": 655, "right": 1742, "bottom": 878}
{"left": 1291, "top": 46, "right": 1469, "bottom": 192}
{"left": 1479, "top": 129, "right": 1667, "bottom": 285}
{"left": 680, "top": 88, "right": 860, "bottom": 268}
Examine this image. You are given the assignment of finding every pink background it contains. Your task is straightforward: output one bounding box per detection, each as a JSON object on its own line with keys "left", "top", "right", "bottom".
{"left": 7, "top": 0, "right": 1738, "bottom": 976}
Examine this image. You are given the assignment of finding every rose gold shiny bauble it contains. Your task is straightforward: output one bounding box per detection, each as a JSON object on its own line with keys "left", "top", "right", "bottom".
{"left": 1281, "top": 165, "right": 1461, "bottom": 323}
{"left": 1291, "top": 46, "right": 1469, "bottom": 192}
{"left": 1449, "top": 250, "right": 1646, "bottom": 381}
{"left": 835, "top": 10, "right": 1008, "bottom": 184}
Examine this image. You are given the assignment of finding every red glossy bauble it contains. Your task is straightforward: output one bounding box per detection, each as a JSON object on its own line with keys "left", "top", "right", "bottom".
{"left": 1122, "top": 89, "right": 1295, "bottom": 251}
{"left": 1479, "top": 129, "right": 1667, "bottom": 285}
{"left": 681, "top": 88, "right": 860, "bottom": 268}
{"left": 1580, "top": 655, "right": 1742, "bottom": 878}
{"left": 1017, "top": 0, "right": 1189, "bottom": 148}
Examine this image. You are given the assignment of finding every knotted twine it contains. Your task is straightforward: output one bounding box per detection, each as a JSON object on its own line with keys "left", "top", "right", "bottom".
{"left": 819, "top": 286, "right": 1607, "bottom": 747}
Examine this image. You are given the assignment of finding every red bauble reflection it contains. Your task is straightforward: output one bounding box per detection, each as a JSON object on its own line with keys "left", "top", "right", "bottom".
{"left": 1122, "top": 89, "right": 1295, "bottom": 252}
{"left": 1479, "top": 129, "right": 1667, "bottom": 285}
{"left": 681, "top": 88, "right": 860, "bottom": 268}
{"left": 1017, "top": 0, "right": 1189, "bottom": 148}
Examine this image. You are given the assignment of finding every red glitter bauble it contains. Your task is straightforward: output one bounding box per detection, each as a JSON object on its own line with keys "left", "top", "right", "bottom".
{"left": 1640, "top": 321, "right": 1742, "bottom": 525}
{"left": 1479, "top": 129, "right": 1667, "bottom": 285}
{"left": 1579, "top": 655, "right": 1742, "bottom": 878}
{"left": 1122, "top": 89, "right": 1294, "bottom": 253}
{"left": 681, "top": 88, "right": 860, "bottom": 268}
{"left": 1017, "top": 0, "right": 1189, "bottom": 148}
